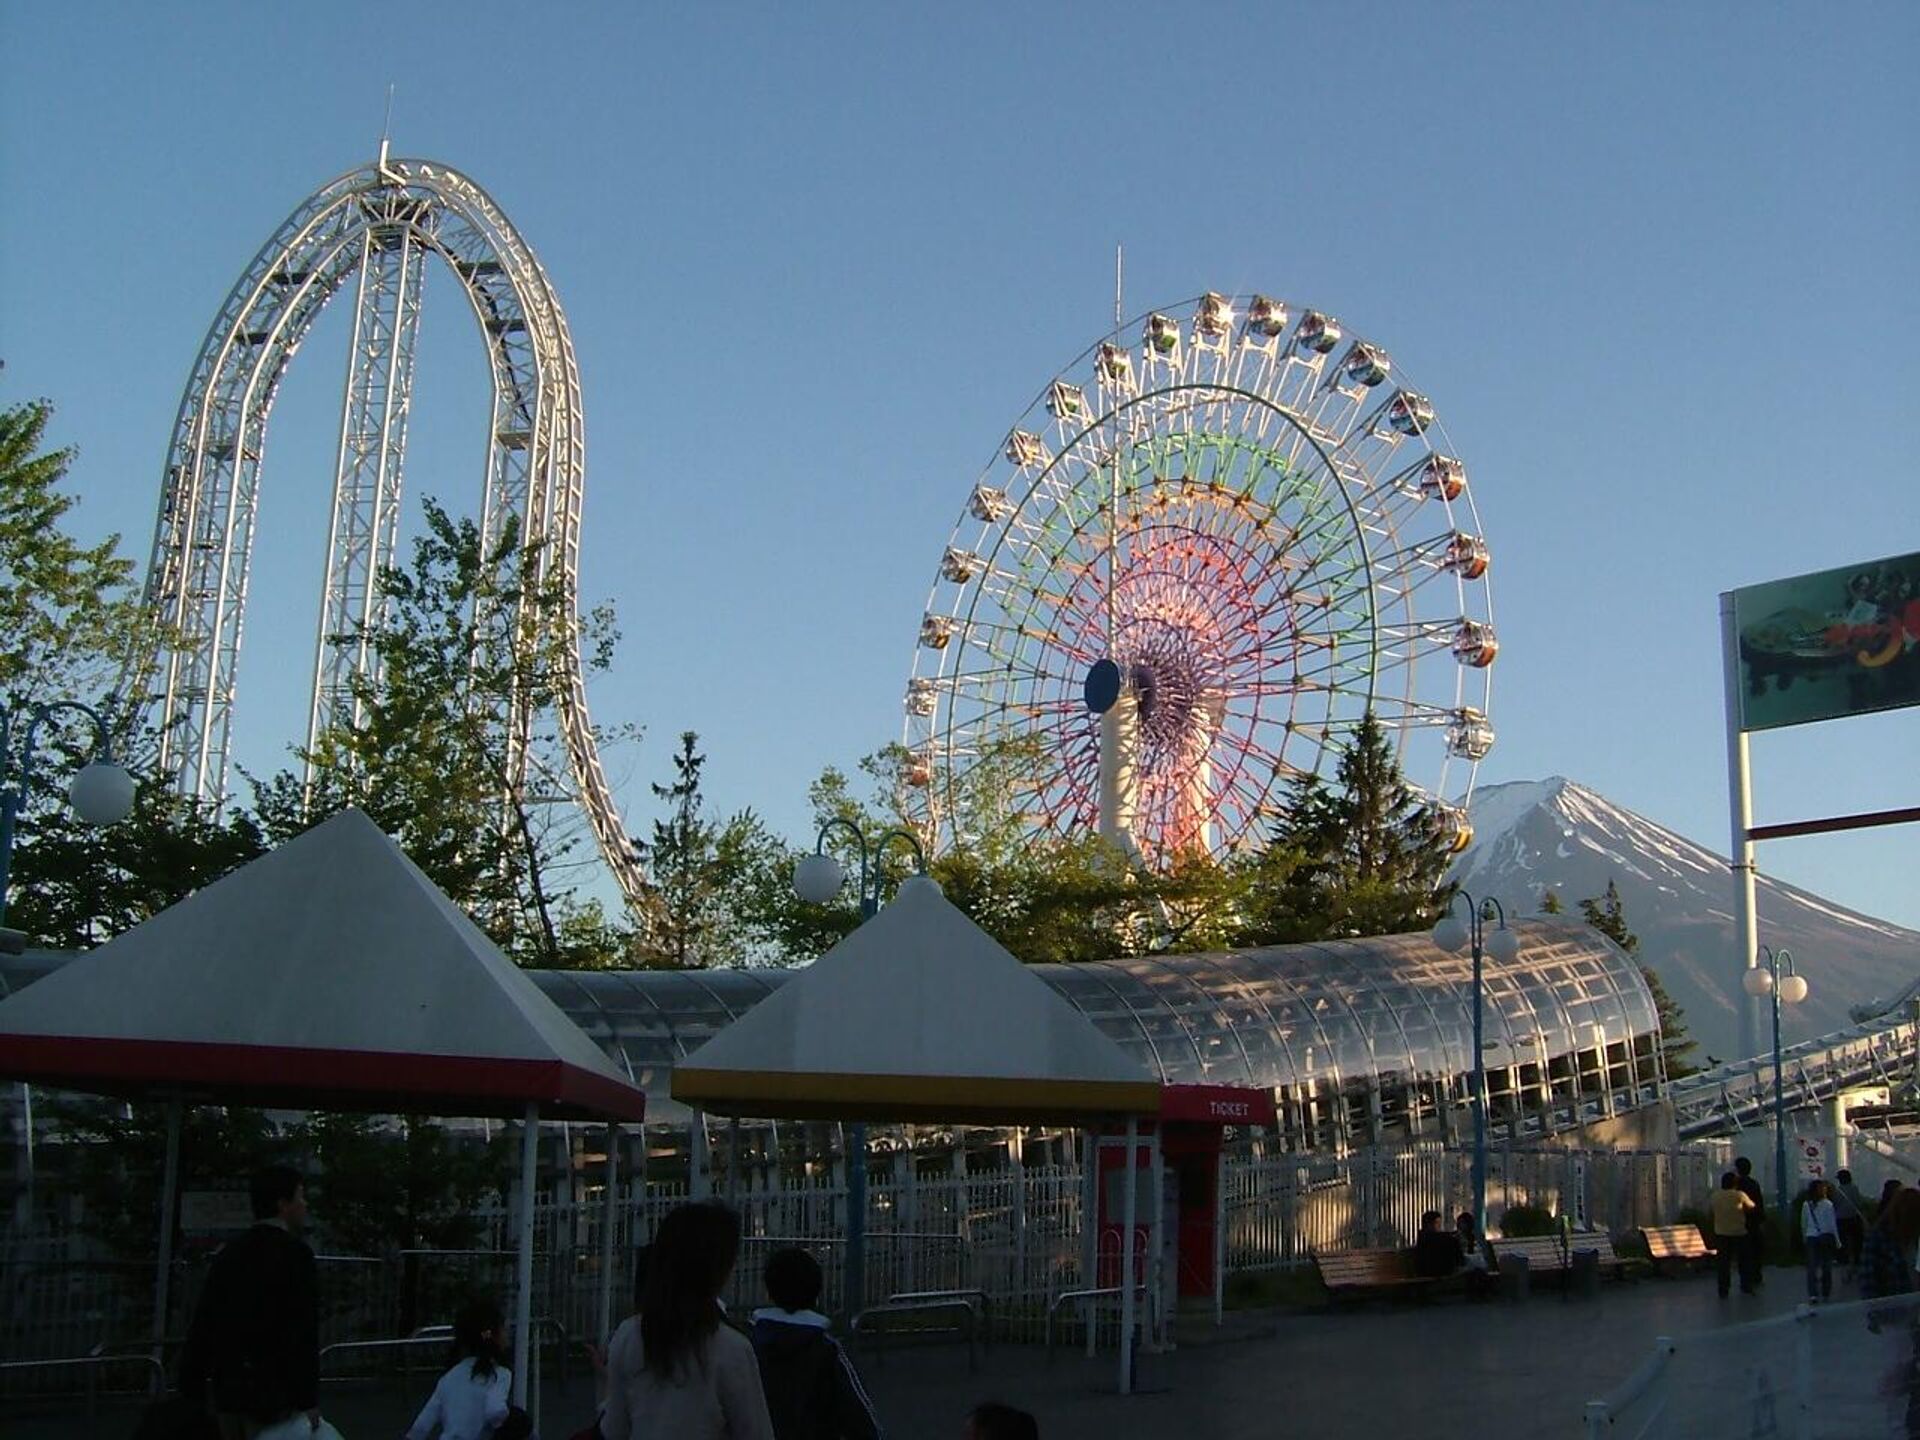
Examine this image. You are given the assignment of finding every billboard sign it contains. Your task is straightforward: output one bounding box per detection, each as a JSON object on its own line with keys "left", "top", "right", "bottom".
{"left": 1730, "top": 551, "right": 1920, "bottom": 731}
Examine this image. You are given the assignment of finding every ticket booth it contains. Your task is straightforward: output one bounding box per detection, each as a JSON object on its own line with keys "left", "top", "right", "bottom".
{"left": 1093, "top": 1084, "right": 1277, "bottom": 1317}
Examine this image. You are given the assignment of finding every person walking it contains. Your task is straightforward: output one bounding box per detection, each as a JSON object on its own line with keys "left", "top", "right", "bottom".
{"left": 749, "top": 1247, "right": 882, "bottom": 1440}
{"left": 177, "top": 1164, "right": 322, "bottom": 1439}
{"left": 1801, "top": 1180, "right": 1840, "bottom": 1302}
{"left": 599, "top": 1202, "right": 776, "bottom": 1440}
{"left": 405, "top": 1295, "right": 522, "bottom": 1440}
{"left": 1833, "top": 1168, "right": 1869, "bottom": 1275}
{"left": 1734, "top": 1156, "right": 1767, "bottom": 1292}
{"left": 1709, "top": 1171, "right": 1757, "bottom": 1298}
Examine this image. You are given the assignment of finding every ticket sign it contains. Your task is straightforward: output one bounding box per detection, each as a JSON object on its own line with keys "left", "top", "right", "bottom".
{"left": 1158, "top": 1083, "right": 1277, "bottom": 1127}
{"left": 1731, "top": 552, "right": 1920, "bottom": 731}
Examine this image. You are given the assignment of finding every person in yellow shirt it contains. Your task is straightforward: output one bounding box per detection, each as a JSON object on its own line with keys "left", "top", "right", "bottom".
{"left": 1709, "top": 1171, "right": 1757, "bottom": 1298}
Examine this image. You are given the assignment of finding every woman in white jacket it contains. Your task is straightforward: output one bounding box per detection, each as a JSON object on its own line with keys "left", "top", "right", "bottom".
{"left": 1802, "top": 1179, "right": 1840, "bottom": 1302}
{"left": 600, "top": 1203, "right": 775, "bottom": 1440}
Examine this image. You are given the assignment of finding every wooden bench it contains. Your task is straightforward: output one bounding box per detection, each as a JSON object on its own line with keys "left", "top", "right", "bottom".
{"left": 1490, "top": 1232, "right": 1625, "bottom": 1282}
{"left": 1640, "top": 1223, "right": 1712, "bottom": 1274}
{"left": 1313, "top": 1247, "right": 1443, "bottom": 1302}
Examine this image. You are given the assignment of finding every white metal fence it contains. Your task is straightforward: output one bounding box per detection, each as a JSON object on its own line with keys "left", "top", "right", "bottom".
{"left": 0, "top": 1138, "right": 1748, "bottom": 1394}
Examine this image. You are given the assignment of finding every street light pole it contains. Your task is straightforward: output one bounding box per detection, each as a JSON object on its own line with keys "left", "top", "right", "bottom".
{"left": 1433, "top": 891, "right": 1519, "bottom": 1241}
{"left": 0, "top": 699, "right": 138, "bottom": 929}
{"left": 1745, "top": 945, "right": 1808, "bottom": 1213}
{"left": 791, "top": 819, "right": 927, "bottom": 1318}
{"left": 0, "top": 698, "right": 137, "bottom": 1202}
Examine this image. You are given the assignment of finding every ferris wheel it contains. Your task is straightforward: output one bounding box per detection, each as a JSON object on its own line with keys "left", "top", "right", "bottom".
{"left": 903, "top": 291, "right": 1496, "bottom": 865}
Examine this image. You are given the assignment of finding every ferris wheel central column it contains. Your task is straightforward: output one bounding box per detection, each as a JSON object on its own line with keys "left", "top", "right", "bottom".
{"left": 1098, "top": 683, "right": 1141, "bottom": 860}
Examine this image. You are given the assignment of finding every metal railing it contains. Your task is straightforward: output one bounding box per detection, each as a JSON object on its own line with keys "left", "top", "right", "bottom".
{"left": 851, "top": 1296, "right": 983, "bottom": 1373}
{"left": 0, "top": 1349, "right": 166, "bottom": 1419}
{"left": 1044, "top": 1285, "right": 1147, "bottom": 1362}
{"left": 1670, "top": 1009, "right": 1917, "bottom": 1139}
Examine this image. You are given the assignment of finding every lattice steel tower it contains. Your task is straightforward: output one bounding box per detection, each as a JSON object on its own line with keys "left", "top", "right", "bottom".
{"left": 136, "top": 151, "right": 644, "bottom": 906}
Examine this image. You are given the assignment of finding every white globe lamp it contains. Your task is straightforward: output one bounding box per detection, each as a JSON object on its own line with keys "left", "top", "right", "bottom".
{"left": 792, "top": 852, "right": 846, "bottom": 905}
{"left": 69, "top": 760, "right": 136, "bottom": 827}
{"left": 1743, "top": 967, "right": 1774, "bottom": 998}
{"left": 1484, "top": 926, "right": 1520, "bottom": 964}
{"left": 1431, "top": 913, "right": 1470, "bottom": 954}
{"left": 1778, "top": 974, "right": 1809, "bottom": 1005}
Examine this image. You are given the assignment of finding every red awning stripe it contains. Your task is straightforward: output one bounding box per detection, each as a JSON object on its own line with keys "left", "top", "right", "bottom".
{"left": 0, "top": 1035, "right": 646, "bottom": 1123}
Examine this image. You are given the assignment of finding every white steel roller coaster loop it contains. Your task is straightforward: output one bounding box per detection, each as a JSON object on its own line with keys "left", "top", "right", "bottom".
{"left": 134, "top": 150, "right": 644, "bottom": 907}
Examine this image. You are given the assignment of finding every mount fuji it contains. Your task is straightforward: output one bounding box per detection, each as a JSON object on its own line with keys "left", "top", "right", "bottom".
{"left": 1451, "top": 778, "right": 1920, "bottom": 1063}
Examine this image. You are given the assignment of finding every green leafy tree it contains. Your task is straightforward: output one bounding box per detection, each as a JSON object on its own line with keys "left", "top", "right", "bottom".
{"left": 296, "top": 1114, "right": 507, "bottom": 1255}
{"left": 40, "top": 1098, "right": 286, "bottom": 1259}
{"left": 0, "top": 391, "right": 263, "bottom": 947}
{"left": 251, "top": 500, "right": 622, "bottom": 965}
{"left": 1540, "top": 889, "right": 1565, "bottom": 915}
{"left": 0, "top": 394, "right": 141, "bottom": 712}
{"left": 5, "top": 770, "right": 265, "bottom": 946}
{"left": 1579, "top": 878, "right": 1699, "bottom": 1079}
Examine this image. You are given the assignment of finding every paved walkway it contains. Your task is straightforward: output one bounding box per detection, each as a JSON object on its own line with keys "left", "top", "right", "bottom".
{"left": 0, "top": 1271, "right": 1815, "bottom": 1439}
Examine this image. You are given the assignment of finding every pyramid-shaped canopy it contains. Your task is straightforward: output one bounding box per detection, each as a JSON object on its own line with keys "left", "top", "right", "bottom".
{"left": 672, "top": 877, "right": 1160, "bottom": 1123}
{"left": 0, "top": 809, "right": 645, "bottom": 1121}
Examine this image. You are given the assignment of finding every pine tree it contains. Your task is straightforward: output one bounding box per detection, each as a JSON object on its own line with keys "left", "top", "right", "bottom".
{"left": 1250, "top": 712, "right": 1456, "bottom": 941}
{"left": 1540, "top": 889, "right": 1565, "bottom": 915}
{"left": 633, "top": 731, "right": 750, "bottom": 968}
{"left": 1579, "top": 879, "right": 1699, "bottom": 1079}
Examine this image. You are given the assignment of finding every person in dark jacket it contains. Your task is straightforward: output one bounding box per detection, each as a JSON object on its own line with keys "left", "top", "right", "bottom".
{"left": 749, "top": 1247, "right": 881, "bottom": 1440}
{"left": 1412, "top": 1210, "right": 1465, "bottom": 1278}
{"left": 1734, "top": 1155, "right": 1767, "bottom": 1292}
{"left": 177, "top": 1164, "right": 322, "bottom": 1438}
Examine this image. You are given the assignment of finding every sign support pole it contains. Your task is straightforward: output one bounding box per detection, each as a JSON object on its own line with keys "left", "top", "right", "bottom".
{"left": 1721, "top": 591, "right": 1761, "bottom": 1062}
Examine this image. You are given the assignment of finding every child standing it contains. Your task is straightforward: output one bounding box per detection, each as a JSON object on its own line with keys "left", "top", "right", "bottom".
{"left": 749, "top": 1248, "right": 882, "bottom": 1440}
{"left": 407, "top": 1296, "right": 518, "bottom": 1440}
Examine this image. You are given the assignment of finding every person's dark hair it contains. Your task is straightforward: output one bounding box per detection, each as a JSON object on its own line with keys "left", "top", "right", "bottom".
{"left": 1720, "top": 1171, "right": 1738, "bottom": 1190}
{"left": 454, "top": 1295, "right": 505, "bottom": 1381}
{"left": 764, "top": 1246, "right": 824, "bottom": 1313}
{"left": 1887, "top": 1189, "right": 1920, "bottom": 1249}
{"left": 630, "top": 1244, "right": 652, "bottom": 1314}
{"left": 1806, "top": 1179, "right": 1828, "bottom": 1202}
{"left": 640, "top": 1203, "right": 741, "bottom": 1380}
{"left": 969, "top": 1401, "right": 1039, "bottom": 1440}
{"left": 1734, "top": 1156, "right": 1753, "bottom": 1177}
{"left": 1420, "top": 1210, "right": 1442, "bottom": 1231}
{"left": 1456, "top": 1212, "right": 1476, "bottom": 1232}
{"left": 1880, "top": 1179, "right": 1903, "bottom": 1214}
{"left": 249, "top": 1164, "right": 304, "bottom": 1221}
{"left": 1837, "top": 1168, "right": 1854, "bottom": 1185}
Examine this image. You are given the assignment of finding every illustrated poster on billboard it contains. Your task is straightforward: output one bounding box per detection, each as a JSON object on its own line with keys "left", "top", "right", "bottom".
{"left": 1731, "top": 551, "right": 1920, "bottom": 732}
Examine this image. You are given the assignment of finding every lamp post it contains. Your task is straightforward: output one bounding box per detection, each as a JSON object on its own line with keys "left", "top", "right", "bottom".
{"left": 1432, "top": 891, "right": 1519, "bottom": 1240}
{"left": 1744, "top": 944, "right": 1808, "bottom": 1213}
{"left": 0, "top": 700, "right": 137, "bottom": 931}
{"left": 0, "top": 699, "right": 135, "bottom": 1202}
{"left": 791, "top": 819, "right": 927, "bottom": 1317}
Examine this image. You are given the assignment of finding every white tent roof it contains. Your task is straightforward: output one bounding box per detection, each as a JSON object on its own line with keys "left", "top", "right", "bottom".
{"left": 673, "top": 876, "right": 1160, "bottom": 1122}
{"left": 0, "top": 808, "right": 645, "bottom": 1120}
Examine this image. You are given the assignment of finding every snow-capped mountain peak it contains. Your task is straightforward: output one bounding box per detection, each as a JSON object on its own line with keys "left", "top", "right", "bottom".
{"left": 1451, "top": 778, "right": 1920, "bottom": 1061}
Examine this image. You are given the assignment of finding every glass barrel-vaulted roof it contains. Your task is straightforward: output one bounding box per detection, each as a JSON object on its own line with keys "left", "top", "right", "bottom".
{"left": 530, "top": 920, "right": 1658, "bottom": 1108}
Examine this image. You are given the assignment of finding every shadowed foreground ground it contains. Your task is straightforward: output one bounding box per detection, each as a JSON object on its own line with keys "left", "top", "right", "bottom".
{"left": 2, "top": 1273, "right": 1809, "bottom": 1439}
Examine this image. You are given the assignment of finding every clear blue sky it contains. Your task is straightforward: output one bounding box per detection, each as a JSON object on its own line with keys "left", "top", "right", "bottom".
{"left": 3, "top": 5, "right": 1916, "bottom": 927}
